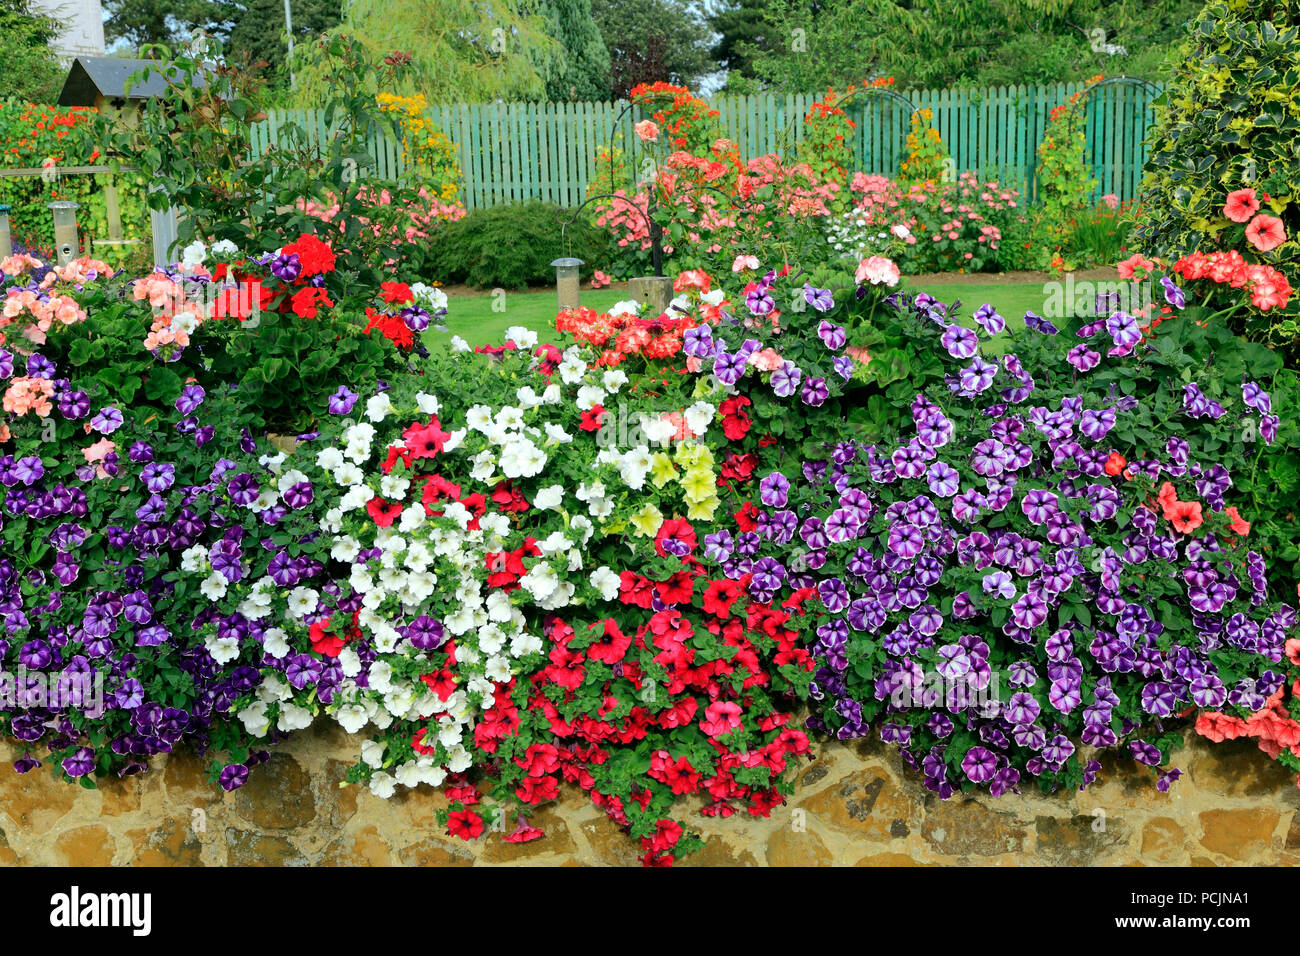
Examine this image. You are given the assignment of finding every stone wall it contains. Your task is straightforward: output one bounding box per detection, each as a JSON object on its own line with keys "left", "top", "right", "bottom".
{"left": 1, "top": 726, "right": 1297, "bottom": 866}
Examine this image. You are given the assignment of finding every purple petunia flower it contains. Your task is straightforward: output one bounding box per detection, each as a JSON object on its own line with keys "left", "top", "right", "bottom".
{"left": 802, "top": 377, "right": 829, "bottom": 407}
{"left": 713, "top": 350, "right": 747, "bottom": 385}
{"left": 1242, "top": 381, "right": 1271, "bottom": 415}
{"left": 1161, "top": 276, "right": 1185, "bottom": 308}
{"left": 745, "top": 285, "right": 774, "bottom": 315}
{"left": 973, "top": 303, "right": 1005, "bottom": 336}
{"left": 90, "top": 407, "right": 124, "bottom": 434}
{"left": 219, "top": 763, "right": 250, "bottom": 790}
{"left": 941, "top": 324, "right": 979, "bottom": 359}
{"left": 140, "top": 462, "right": 175, "bottom": 493}
{"left": 62, "top": 747, "right": 95, "bottom": 777}
{"left": 1066, "top": 344, "right": 1100, "bottom": 372}
{"left": 927, "top": 461, "right": 960, "bottom": 498}
{"left": 958, "top": 357, "right": 998, "bottom": 395}
{"left": 758, "top": 472, "right": 791, "bottom": 508}
{"left": 804, "top": 284, "right": 834, "bottom": 313}
{"left": 175, "top": 384, "right": 206, "bottom": 415}
{"left": 817, "top": 320, "right": 847, "bottom": 350}
{"left": 328, "top": 387, "right": 359, "bottom": 415}
{"left": 770, "top": 361, "right": 802, "bottom": 398}
{"left": 1105, "top": 311, "right": 1142, "bottom": 354}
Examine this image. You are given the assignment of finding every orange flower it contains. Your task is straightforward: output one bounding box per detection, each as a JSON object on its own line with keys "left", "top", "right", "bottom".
{"left": 1245, "top": 214, "right": 1286, "bottom": 253}
{"left": 1225, "top": 505, "right": 1251, "bottom": 536}
{"left": 1103, "top": 452, "right": 1126, "bottom": 476}
{"left": 1167, "top": 499, "right": 1203, "bottom": 534}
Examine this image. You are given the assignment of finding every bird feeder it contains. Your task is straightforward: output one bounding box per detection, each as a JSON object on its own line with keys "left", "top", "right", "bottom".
{"left": 48, "top": 201, "right": 80, "bottom": 266}
{"left": 0, "top": 205, "right": 11, "bottom": 260}
{"left": 550, "top": 257, "right": 584, "bottom": 311}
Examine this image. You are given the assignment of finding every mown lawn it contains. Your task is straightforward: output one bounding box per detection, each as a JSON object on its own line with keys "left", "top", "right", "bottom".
{"left": 430, "top": 279, "right": 1061, "bottom": 348}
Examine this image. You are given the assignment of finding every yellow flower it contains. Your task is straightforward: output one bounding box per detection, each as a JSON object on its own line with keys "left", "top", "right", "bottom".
{"left": 674, "top": 441, "right": 714, "bottom": 471}
{"left": 686, "top": 495, "right": 721, "bottom": 521}
{"left": 650, "top": 453, "right": 678, "bottom": 488}
{"left": 680, "top": 467, "right": 716, "bottom": 503}
{"left": 629, "top": 503, "right": 664, "bottom": 537}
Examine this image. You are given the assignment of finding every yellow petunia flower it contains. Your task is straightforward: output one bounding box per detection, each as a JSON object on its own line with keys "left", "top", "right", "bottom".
{"left": 680, "top": 467, "right": 716, "bottom": 503}
{"left": 686, "top": 495, "right": 722, "bottom": 521}
{"left": 629, "top": 503, "right": 664, "bottom": 537}
{"left": 650, "top": 453, "right": 679, "bottom": 488}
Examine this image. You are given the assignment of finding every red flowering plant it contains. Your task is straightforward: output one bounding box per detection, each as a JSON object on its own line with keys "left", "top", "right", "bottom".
{"left": 7, "top": 233, "right": 429, "bottom": 430}
{"left": 187, "top": 293, "right": 816, "bottom": 863}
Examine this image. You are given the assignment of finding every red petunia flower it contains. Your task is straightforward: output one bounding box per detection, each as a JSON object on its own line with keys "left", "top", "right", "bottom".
{"left": 365, "top": 496, "right": 402, "bottom": 527}
{"left": 587, "top": 619, "right": 632, "bottom": 665}
{"left": 447, "top": 809, "right": 484, "bottom": 840}
{"left": 403, "top": 417, "right": 451, "bottom": 459}
{"left": 580, "top": 404, "right": 606, "bottom": 432}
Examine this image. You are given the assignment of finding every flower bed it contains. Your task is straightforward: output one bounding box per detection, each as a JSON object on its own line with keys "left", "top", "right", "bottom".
{"left": 2, "top": 227, "right": 1298, "bottom": 864}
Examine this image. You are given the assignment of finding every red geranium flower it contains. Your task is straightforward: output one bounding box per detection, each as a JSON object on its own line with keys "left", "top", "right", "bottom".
{"left": 380, "top": 280, "right": 414, "bottom": 304}
{"left": 281, "top": 233, "right": 337, "bottom": 276}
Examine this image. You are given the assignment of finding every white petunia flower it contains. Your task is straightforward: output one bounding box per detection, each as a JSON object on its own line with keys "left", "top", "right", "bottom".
{"left": 180, "top": 545, "right": 209, "bottom": 573}
{"left": 368, "top": 771, "right": 397, "bottom": 798}
{"left": 286, "top": 586, "right": 318, "bottom": 618}
{"left": 277, "top": 701, "right": 313, "bottom": 732}
{"left": 205, "top": 634, "right": 239, "bottom": 664}
{"left": 520, "top": 563, "right": 559, "bottom": 599}
{"left": 238, "top": 700, "right": 270, "bottom": 736}
{"left": 263, "top": 627, "right": 290, "bottom": 659}
{"left": 200, "top": 572, "right": 228, "bottom": 600}
{"left": 334, "top": 703, "right": 368, "bottom": 733}
{"left": 684, "top": 401, "right": 716, "bottom": 435}
{"left": 575, "top": 384, "right": 606, "bottom": 411}
{"left": 505, "top": 325, "right": 538, "bottom": 348}
{"left": 415, "top": 391, "right": 441, "bottom": 415}
{"left": 533, "top": 485, "right": 564, "bottom": 510}
{"left": 366, "top": 393, "right": 394, "bottom": 422}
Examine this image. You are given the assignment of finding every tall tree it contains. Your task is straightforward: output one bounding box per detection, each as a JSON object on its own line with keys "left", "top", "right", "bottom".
{"left": 289, "top": 0, "right": 562, "bottom": 104}
{"left": 0, "top": 0, "right": 63, "bottom": 102}
{"left": 103, "top": 0, "right": 211, "bottom": 49}
{"left": 591, "top": 0, "right": 713, "bottom": 95}
{"left": 707, "top": 0, "right": 781, "bottom": 79}
{"left": 542, "top": 0, "right": 611, "bottom": 101}
{"left": 222, "top": 0, "right": 343, "bottom": 89}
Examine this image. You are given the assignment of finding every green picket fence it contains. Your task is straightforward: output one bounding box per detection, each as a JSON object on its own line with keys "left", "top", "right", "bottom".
{"left": 251, "top": 80, "right": 1162, "bottom": 211}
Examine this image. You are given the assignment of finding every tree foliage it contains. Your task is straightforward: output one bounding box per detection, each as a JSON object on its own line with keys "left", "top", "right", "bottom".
{"left": 717, "top": 0, "right": 1204, "bottom": 92}
{"left": 0, "top": 0, "right": 67, "bottom": 102}
{"left": 592, "top": 0, "right": 713, "bottom": 96}
{"left": 543, "top": 0, "right": 611, "bottom": 101}
{"left": 288, "top": 0, "right": 562, "bottom": 104}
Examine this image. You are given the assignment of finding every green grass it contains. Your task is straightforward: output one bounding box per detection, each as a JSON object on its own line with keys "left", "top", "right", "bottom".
{"left": 430, "top": 280, "right": 1061, "bottom": 348}
{"left": 426, "top": 287, "right": 627, "bottom": 349}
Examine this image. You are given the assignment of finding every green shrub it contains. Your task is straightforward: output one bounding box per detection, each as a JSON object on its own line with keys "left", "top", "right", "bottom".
{"left": 426, "top": 201, "right": 616, "bottom": 290}
{"left": 1133, "top": 0, "right": 1300, "bottom": 324}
